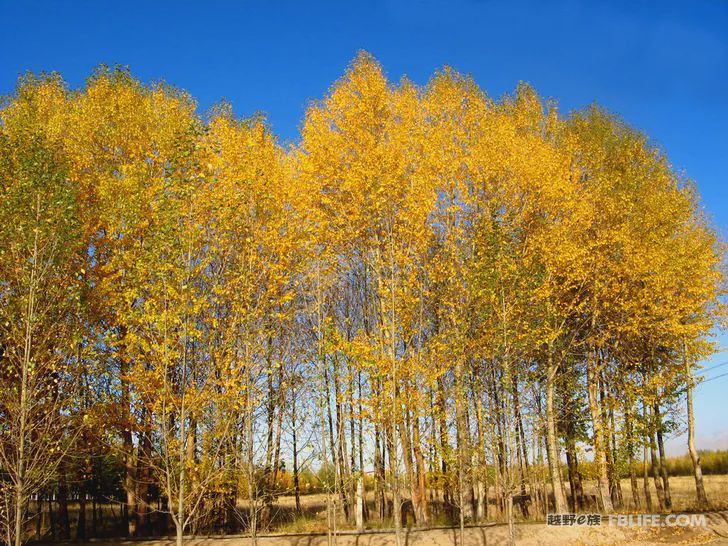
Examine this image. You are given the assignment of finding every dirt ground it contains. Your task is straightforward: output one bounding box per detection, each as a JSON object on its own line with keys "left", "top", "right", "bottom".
{"left": 70, "top": 511, "right": 728, "bottom": 546}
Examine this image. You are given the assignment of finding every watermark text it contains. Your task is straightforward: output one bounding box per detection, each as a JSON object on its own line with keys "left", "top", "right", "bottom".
{"left": 546, "top": 513, "right": 707, "bottom": 527}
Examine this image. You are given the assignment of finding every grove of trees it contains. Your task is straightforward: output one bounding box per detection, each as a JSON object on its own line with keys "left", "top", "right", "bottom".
{"left": 0, "top": 53, "right": 724, "bottom": 546}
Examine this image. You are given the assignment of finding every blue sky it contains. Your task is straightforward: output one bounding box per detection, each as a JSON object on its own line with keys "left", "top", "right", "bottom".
{"left": 1, "top": 0, "right": 726, "bottom": 453}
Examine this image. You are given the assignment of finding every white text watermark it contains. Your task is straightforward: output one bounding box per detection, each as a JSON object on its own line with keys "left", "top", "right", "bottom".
{"left": 546, "top": 513, "right": 707, "bottom": 527}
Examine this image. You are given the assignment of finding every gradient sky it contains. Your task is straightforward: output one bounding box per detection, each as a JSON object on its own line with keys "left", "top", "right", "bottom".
{"left": 1, "top": 0, "right": 726, "bottom": 454}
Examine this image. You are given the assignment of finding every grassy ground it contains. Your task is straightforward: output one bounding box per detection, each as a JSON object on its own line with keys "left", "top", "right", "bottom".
{"left": 580, "top": 475, "right": 728, "bottom": 512}
{"left": 268, "top": 475, "right": 728, "bottom": 533}
{"left": 27, "top": 475, "right": 728, "bottom": 541}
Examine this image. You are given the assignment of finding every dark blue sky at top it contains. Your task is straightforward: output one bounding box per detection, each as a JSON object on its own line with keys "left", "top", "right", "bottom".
{"left": 1, "top": 0, "right": 727, "bottom": 450}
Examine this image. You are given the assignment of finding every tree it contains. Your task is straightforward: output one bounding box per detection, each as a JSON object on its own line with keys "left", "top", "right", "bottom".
{"left": 0, "top": 55, "right": 724, "bottom": 543}
{"left": 0, "top": 75, "right": 81, "bottom": 546}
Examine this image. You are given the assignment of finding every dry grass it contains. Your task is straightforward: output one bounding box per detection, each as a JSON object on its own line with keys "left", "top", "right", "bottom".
{"left": 26, "top": 475, "right": 728, "bottom": 543}
{"left": 62, "top": 520, "right": 725, "bottom": 546}
{"left": 579, "top": 474, "right": 728, "bottom": 512}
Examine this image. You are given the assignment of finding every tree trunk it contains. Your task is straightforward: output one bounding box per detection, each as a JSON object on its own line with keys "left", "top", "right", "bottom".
{"left": 685, "top": 350, "right": 709, "bottom": 509}
{"left": 355, "top": 475, "right": 364, "bottom": 532}
{"left": 262, "top": 341, "right": 277, "bottom": 529}
{"left": 586, "top": 353, "right": 613, "bottom": 513}
{"left": 270, "top": 397, "right": 284, "bottom": 498}
{"left": 374, "top": 422, "right": 386, "bottom": 520}
{"left": 454, "top": 358, "right": 471, "bottom": 539}
{"left": 646, "top": 402, "right": 666, "bottom": 511}
{"left": 57, "top": 466, "right": 70, "bottom": 540}
{"left": 650, "top": 436, "right": 665, "bottom": 510}
{"left": 624, "top": 404, "right": 640, "bottom": 510}
{"left": 545, "top": 351, "right": 568, "bottom": 513}
{"left": 653, "top": 403, "right": 672, "bottom": 510}
{"left": 92, "top": 495, "right": 97, "bottom": 537}
{"left": 412, "top": 413, "right": 429, "bottom": 526}
{"left": 357, "top": 371, "right": 368, "bottom": 522}
{"left": 175, "top": 520, "right": 183, "bottom": 546}
{"left": 77, "top": 484, "right": 86, "bottom": 540}
{"left": 348, "top": 368, "right": 357, "bottom": 523}
{"left": 13, "top": 478, "right": 23, "bottom": 546}
{"left": 245, "top": 367, "right": 258, "bottom": 546}
{"left": 120, "top": 355, "right": 137, "bottom": 538}
{"left": 333, "top": 357, "right": 350, "bottom": 520}
{"left": 512, "top": 375, "right": 529, "bottom": 518}
{"left": 133, "top": 405, "right": 152, "bottom": 537}
{"left": 436, "top": 375, "right": 453, "bottom": 521}
{"left": 629, "top": 456, "right": 640, "bottom": 510}
{"left": 488, "top": 367, "right": 504, "bottom": 518}
{"left": 472, "top": 374, "right": 488, "bottom": 522}
{"left": 47, "top": 494, "right": 56, "bottom": 541}
{"left": 292, "top": 391, "right": 302, "bottom": 514}
{"left": 398, "top": 405, "right": 417, "bottom": 525}
{"left": 388, "top": 423, "right": 402, "bottom": 546}
{"left": 505, "top": 493, "right": 515, "bottom": 546}
{"left": 565, "top": 437, "right": 584, "bottom": 511}
{"left": 605, "top": 396, "right": 623, "bottom": 509}
{"left": 642, "top": 444, "right": 653, "bottom": 511}
{"left": 35, "top": 495, "right": 43, "bottom": 541}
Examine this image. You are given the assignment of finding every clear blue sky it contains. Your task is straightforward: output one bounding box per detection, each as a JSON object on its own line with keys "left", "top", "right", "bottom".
{"left": 1, "top": 0, "right": 726, "bottom": 453}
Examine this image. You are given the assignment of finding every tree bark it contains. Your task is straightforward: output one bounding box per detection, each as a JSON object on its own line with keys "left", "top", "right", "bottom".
{"left": 564, "top": 437, "right": 584, "bottom": 511}
{"left": 374, "top": 421, "right": 386, "bottom": 520}
{"left": 436, "top": 375, "right": 453, "bottom": 521}
{"left": 642, "top": 444, "right": 653, "bottom": 511}
{"left": 646, "top": 404, "right": 666, "bottom": 510}
{"left": 120, "top": 351, "right": 138, "bottom": 538}
{"left": 57, "top": 465, "right": 70, "bottom": 540}
{"left": 291, "top": 389, "right": 302, "bottom": 514}
{"left": 412, "top": 413, "right": 429, "bottom": 526}
{"left": 586, "top": 353, "right": 613, "bottom": 513}
{"left": 545, "top": 350, "right": 568, "bottom": 513}
{"left": 685, "top": 349, "right": 709, "bottom": 509}
{"left": 77, "top": 482, "right": 86, "bottom": 540}
{"left": 355, "top": 475, "right": 364, "bottom": 532}
{"left": 654, "top": 403, "right": 672, "bottom": 510}
{"left": 472, "top": 373, "right": 488, "bottom": 522}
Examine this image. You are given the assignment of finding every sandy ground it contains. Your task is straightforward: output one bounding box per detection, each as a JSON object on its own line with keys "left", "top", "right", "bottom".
{"left": 67, "top": 511, "right": 728, "bottom": 546}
